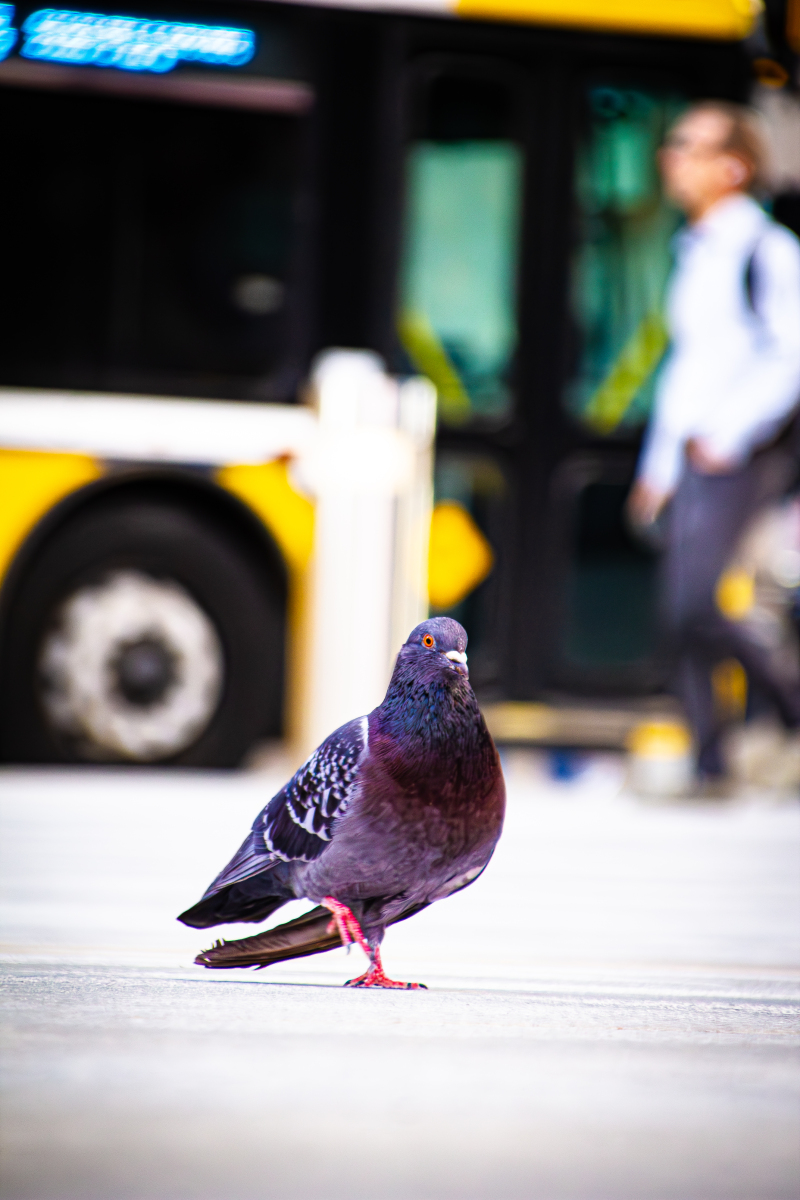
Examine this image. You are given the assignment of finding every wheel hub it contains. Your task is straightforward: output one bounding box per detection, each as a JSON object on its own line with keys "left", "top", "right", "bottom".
{"left": 111, "top": 636, "right": 177, "bottom": 707}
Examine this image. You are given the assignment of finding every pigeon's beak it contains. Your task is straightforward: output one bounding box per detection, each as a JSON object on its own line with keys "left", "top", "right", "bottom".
{"left": 444, "top": 650, "right": 469, "bottom": 677}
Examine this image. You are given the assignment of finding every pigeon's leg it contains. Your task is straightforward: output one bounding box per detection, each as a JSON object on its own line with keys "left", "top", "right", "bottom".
{"left": 321, "top": 896, "right": 371, "bottom": 956}
{"left": 321, "top": 896, "right": 426, "bottom": 990}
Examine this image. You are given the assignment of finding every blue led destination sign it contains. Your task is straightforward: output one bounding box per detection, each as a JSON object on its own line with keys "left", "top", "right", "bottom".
{"left": 0, "top": 4, "right": 17, "bottom": 59}
{"left": 15, "top": 7, "right": 255, "bottom": 72}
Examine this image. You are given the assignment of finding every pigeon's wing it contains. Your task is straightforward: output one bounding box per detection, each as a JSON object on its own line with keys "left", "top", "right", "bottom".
{"left": 257, "top": 714, "right": 369, "bottom": 861}
{"left": 199, "top": 715, "right": 369, "bottom": 900}
{"left": 198, "top": 830, "right": 272, "bottom": 896}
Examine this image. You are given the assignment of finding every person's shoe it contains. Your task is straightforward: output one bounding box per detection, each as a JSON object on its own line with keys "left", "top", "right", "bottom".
{"left": 697, "top": 738, "right": 725, "bottom": 779}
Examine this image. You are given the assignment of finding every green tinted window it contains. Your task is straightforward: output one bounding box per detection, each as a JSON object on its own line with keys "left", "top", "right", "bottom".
{"left": 566, "top": 87, "right": 685, "bottom": 435}
{"left": 399, "top": 93, "right": 522, "bottom": 427}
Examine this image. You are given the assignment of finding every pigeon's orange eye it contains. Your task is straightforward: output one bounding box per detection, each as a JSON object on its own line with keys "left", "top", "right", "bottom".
{"left": 422, "top": 634, "right": 435, "bottom": 648}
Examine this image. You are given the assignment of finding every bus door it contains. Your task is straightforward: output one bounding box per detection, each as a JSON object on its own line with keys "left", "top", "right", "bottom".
{"left": 396, "top": 55, "right": 528, "bottom": 698}
{"left": 397, "top": 32, "right": 745, "bottom": 708}
{"left": 547, "top": 80, "right": 687, "bottom": 699}
{"left": 545, "top": 54, "right": 743, "bottom": 703}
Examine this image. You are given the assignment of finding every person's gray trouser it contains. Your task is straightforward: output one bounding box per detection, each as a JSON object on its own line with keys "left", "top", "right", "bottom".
{"left": 664, "top": 450, "right": 800, "bottom": 775}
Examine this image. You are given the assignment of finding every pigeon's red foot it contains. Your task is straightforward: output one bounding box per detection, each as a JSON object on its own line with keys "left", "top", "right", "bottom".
{"left": 344, "top": 963, "right": 427, "bottom": 990}
{"left": 321, "top": 898, "right": 427, "bottom": 990}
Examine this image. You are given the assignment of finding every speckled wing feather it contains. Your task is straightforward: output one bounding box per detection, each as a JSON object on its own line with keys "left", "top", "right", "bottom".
{"left": 198, "top": 715, "right": 369, "bottom": 900}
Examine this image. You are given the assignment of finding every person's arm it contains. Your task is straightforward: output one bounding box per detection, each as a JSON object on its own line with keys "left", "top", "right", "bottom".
{"left": 628, "top": 356, "right": 686, "bottom": 525}
{"left": 627, "top": 477, "right": 671, "bottom": 526}
{"left": 694, "top": 225, "right": 800, "bottom": 467}
{"left": 629, "top": 434, "right": 680, "bottom": 524}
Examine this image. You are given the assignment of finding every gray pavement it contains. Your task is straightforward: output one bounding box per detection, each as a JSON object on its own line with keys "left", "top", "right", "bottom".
{"left": 1, "top": 753, "right": 799, "bottom": 1200}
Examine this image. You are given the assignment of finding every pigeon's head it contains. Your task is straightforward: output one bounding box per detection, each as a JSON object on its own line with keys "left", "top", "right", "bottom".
{"left": 403, "top": 617, "right": 468, "bottom": 678}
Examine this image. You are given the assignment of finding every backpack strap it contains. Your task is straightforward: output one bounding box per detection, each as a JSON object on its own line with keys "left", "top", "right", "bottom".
{"left": 744, "top": 249, "right": 756, "bottom": 312}
{"left": 743, "top": 234, "right": 762, "bottom": 316}
{"left": 742, "top": 228, "right": 800, "bottom": 477}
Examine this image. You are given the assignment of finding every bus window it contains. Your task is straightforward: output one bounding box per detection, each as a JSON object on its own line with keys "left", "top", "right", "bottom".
{"left": 566, "top": 86, "right": 685, "bottom": 436}
{"left": 399, "top": 73, "right": 523, "bottom": 428}
{"left": 0, "top": 74, "right": 308, "bottom": 400}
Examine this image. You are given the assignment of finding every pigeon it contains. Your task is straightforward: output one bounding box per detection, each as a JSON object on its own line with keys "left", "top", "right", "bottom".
{"left": 178, "top": 617, "right": 505, "bottom": 988}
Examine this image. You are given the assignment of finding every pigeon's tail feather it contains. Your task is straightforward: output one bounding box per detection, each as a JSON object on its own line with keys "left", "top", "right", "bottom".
{"left": 195, "top": 906, "right": 340, "bottom": 969}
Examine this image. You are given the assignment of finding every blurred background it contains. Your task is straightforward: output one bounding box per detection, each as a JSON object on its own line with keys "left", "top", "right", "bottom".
{"left": 0, "top": 0, "right": 799, "bottom": 786}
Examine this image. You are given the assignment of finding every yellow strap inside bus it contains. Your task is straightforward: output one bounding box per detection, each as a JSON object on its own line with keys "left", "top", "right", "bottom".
{"left": 583, "top": 311, "right": 669, "bottom": 435}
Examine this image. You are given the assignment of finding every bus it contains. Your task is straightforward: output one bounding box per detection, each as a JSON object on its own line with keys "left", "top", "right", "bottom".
{"left": 0, "top": 0, "right": 797, "bottom": 766}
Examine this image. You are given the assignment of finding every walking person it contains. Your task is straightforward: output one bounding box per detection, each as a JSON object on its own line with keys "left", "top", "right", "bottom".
{"left": 628, "top": 100, "right": 800, "bottom": 786}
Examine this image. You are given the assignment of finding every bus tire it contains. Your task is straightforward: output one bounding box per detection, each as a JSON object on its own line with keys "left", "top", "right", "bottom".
{"left": 0, "top": 490, "right": 286, "bottom": 767}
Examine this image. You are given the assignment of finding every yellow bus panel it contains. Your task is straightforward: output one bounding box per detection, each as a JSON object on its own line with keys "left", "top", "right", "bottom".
{"left": 0, "top": 449, "right": 102, "bottom": 585}
{"left": 454, "top": 0, "right": 759, "bottom": 39}
{"left": 216, "top": 460, "right": 315, "bottom": 576}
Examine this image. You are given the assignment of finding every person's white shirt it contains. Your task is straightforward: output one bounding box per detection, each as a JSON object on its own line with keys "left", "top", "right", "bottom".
{"left": 637, "top": 192, "right": 800, "bottom": 495}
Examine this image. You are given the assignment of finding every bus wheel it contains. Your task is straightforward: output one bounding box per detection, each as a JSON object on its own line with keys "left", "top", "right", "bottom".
{"left": 39, "top": 570, "right": 224, "bottom": 763}
{"left": 0, "top": 492, "right": 285, "bottom": 767}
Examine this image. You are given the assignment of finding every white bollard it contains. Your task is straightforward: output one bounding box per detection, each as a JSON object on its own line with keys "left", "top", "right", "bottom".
{"left": 293, "top": 351, "right": 436, "bottom": 758}
{"left": 391, "top": 375, "right": 437, "bottom": 663}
